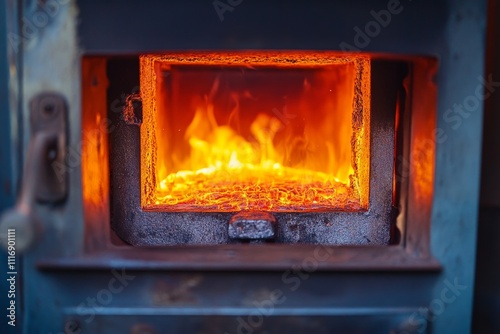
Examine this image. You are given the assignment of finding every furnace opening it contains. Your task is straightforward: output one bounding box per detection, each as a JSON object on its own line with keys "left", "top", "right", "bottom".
{"left": 140, "top": 53, "right": 370, "bottom": 212}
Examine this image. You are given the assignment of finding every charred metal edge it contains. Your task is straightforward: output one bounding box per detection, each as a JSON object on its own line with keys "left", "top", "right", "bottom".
{"left": 228, "top": 211, "right": 277, "bottom": 240}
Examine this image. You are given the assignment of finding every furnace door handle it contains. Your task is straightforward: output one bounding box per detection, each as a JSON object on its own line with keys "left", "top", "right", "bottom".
{"left": 0, "top": 93, "right": 68, "bottom": 253}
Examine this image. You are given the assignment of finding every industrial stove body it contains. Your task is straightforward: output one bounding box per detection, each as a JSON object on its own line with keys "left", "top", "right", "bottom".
{"left": 0, "top": 0, "right": 487, "bottom": 333}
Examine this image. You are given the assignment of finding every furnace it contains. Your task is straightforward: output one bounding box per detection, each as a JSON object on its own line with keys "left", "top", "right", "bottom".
{"left": 0, "top": 0, "right": 486, "bottom": 333}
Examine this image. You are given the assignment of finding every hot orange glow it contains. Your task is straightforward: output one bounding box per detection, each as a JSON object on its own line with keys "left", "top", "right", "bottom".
{"left": 140, "top": 52, "right": 370, "bottom": 212}
{"left": 82, "top": 58, "right": 110, "bottom": 206}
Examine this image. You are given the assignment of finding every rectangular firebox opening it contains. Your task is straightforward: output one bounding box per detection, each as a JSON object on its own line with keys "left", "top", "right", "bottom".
{"left": 140, "top": 53, "right": 370, "bottom": 212}
{"left": 81, "top": 52, "right": 436, "bottom": 248}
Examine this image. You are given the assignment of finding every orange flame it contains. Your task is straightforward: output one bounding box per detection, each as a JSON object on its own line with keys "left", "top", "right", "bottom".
{"left": 140, "top": 52, "right": 370, "bottom": 212}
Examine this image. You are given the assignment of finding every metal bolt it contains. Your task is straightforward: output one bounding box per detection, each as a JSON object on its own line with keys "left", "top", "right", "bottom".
{"left": 43, "top": 103, "right": 55, "bottom": 116}
{"left": 47, "top": 147, "right": 58, "bottom": 161}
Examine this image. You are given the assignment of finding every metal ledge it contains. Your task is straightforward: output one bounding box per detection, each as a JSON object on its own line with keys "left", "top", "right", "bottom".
{"left": 37, "top": 245, "right": 441, "bottom": 272}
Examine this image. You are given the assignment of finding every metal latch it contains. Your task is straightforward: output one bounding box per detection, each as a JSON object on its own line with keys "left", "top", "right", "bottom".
{"left": 0, "top": 93, "right": 68, "bottom": 252}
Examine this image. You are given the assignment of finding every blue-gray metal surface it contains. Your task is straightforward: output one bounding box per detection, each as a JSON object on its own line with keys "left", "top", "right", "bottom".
{"left": 0, "top": 1, "right": 20, "bottom": 333}
{"left": 0, "top": 0, "right": 487, "bottom": 333}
